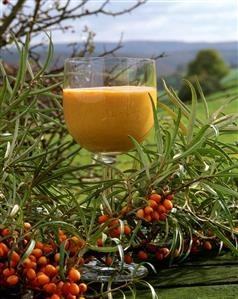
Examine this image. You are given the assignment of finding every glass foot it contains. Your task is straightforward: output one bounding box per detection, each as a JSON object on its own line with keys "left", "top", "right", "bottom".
{"left": 81, "top": 259, "right": 148, "bottom": 283}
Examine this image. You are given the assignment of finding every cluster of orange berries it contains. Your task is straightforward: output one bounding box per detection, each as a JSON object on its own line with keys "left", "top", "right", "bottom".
{"left": 136, "top": 193, "right": 174, "bottom": 222}
{"left": 98, "top": 215, "right": 132, "bottom": 239}
{"left": 0, "top": 225, "right": 87, "bottom": 299}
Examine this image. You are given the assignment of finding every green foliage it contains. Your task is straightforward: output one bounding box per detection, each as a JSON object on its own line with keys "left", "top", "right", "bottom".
{"left": 178, "top": 49, "right": 229, "bottom": 101}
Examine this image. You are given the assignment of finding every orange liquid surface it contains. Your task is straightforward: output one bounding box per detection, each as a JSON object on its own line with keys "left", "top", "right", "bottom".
{"left": 63, "top": 86, "right": 157, "bottom": 153}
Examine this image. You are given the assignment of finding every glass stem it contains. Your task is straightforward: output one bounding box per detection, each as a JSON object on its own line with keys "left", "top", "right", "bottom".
{"left": 101, "top": 154, "right": 117, "bottom": 214}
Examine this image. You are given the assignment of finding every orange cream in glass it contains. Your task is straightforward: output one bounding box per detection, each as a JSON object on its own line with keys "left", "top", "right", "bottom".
{"left": 63, "top": 86, "right": 157, "bottom": 153}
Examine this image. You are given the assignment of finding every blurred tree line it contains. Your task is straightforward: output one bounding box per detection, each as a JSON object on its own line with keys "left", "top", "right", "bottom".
{"left": 178, "top": 49, "right": 229, "bottom": 101}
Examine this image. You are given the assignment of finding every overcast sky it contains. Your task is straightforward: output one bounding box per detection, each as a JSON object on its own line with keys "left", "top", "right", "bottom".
{"left": 52, "top": 0, "right": 238, "bottom": 43}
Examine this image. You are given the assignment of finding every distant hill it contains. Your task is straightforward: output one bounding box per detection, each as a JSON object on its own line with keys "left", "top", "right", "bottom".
{"left": 1, "top": 40, "right": 238, "bottom": 80}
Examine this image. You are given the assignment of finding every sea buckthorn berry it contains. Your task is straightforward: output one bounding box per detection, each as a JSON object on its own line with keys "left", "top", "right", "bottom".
{"left": 79, "top": 283, "right": 88, "bottom": 292}
{"left": 158, "top": 204, "right": 167, "bottom": 214}
{"left": 79, "top": 297, "right": 86, "bottom": 299}
{"left": 0, "top": 242, "right": 9, "bottom": 254}
{"left": 68, "top": 268, "right": 81, "bottom": 281}
{"left": 145, "top": 214, "right": 152, "bottom": 222}
{"left": 35, "top": 241, "right": 44, "bottom": 250}
{"left": 11, "top": 251, "right": 20, "bottom": 263}
{"left": 136, "top": 209, "right": 145, "bottom": 219}
{"left": 22, "top": 257, "right": 32, "bottom": 268}
{"left": 123, "top": 225, "right": 131, "bottom": 235}
{"left": 24, "top": 222, "right": 31, "bottom": 230}
{"left": 148, "top": 199, "right": 158, "bottom": 209}
{"left": 50, "top": 295, "right": 60, "bottom": 299}
{"left": 67, "top": 295, "right": 77, "bottom": 299}
{"left": 137, "top": 250, "right": 148, "bottom": 260}
{"left": 155, "top": 252, "right": 164, "bottom": 261}
{"left": 144, "top": 206, "right": 153, "bottom": 215}
{"left": 163, "top": 199, "right": 173, "bottom": 210}
{"left": 38, "top": 256, "right": 48, "bottom": 266}
{"left": 151, "top": 211, "right": 160, "bottom": 221}
{"left": 191, "top": 246, "right": 198, "bottom": 254}
{"left": 159, "top": 247, "right": 170, "bottom": 257}
{"left": 43, "top": 282, "right": 57, "bottom": 293}
{"left": 166, "top": 194, "right": 174, "bottom": 201}
{"left": 121, "top": 206, "right": 131, "bottom": 216}
{"left": 32, "top": 248, "right": 43, "bottom": 258}
{"left": 124, "top": 254, "right": 133, "bottom": 264}
{"left": 149, "top": 193, "right": 161, "bottom": 203}
{"left": 62, "top": 282, "right": 71, "bottom": 294}
{"left": 105, "top": 256, "right": 113, "bottom": 266}
{"left": 2, "top": 229, "right": 11, "bottom": 236}
{"left": 109, "top": 219, "right": 119, "bottom": 227}
{"left": 203, "top": 241, "right": 212, "bottom": 250}
{"left": 3, "top": 267, "right": 15, "bottom": 277}
{"left": 36, "top": 273, "right": 50, "bottom": 286}
{"left": 97, "top": 238, "right": 103, "bottom": 247}
{"left": 69, "top": 282, "right": 80, "bottom": 295}
{"left": 98, "top": 214, "right": 110, "bottom": 224}
{"left": 29, "top": 255, "right": 36, "bottom": 262}
{"left": 26, "top": 268, "right": 36, "bottom": 280}
{"left": 45, "top": 264, "right": 57, "bottom": 277}
{"left": 6, "top": 274, "right": 19, "bottom": 285}
{"left": 0, "top": 247, "right": 4, "bottom": 257}
{"left": 43, "top": 244, "right": 54, "bottom": 254}
{"left": 54, "top": 253, "right": 60, "bottom": 263}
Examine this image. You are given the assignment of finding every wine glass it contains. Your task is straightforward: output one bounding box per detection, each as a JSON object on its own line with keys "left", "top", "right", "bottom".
{"left": 63, "top": 57, "right": 157, "bottom": 282}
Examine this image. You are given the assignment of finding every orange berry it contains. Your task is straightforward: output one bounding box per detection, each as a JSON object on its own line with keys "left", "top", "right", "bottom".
{"left": 69, "top": 282, "right": 80, "bottom": 295}
{"left": 136, "top": 208, "right": 145, "bottom": 219}
{"left": 32, "top": 248, "right": 43, "bottom": 258}
{"left": 149, "top": 193, "right": 161, "bottom": 203}
{"left": 35, "top": 241, "right": 44, "bottom": 250}
{"left": 43, "top": 282, "right": 57, "bottom": 293}
{"left": 11, "top": 251, "right": 20, "bottom": 263}
{"left": 159, "top": 213, "right": 167, "bottom": 221}
{"left": 68, "top": 268, "right": 81, "bottom": 281}
{"left": 3, "top": 267, "right": 15, "bottom": 277}
{"left": 105, "top": 256, "right": 113, "bottom": 266}
{"left": 148, "top": 199, "right": 158, "bottom": 209}
{"left": 166, "top": 194, "right": 174, "bottom": 201}
{"left": 98, "top": 214, "right": 110, "bottom": 224}
{"left": 159, "top": 247, "right": 170, "bottom": 257}
{"left": 203, "top": 241, "right": 212, "bottom": 250}
{"left": 24, "top": 222, "right": 31, "bottom": 230}
{"left": 109, "top": 219, "right": 120, "bottom": 227}
{"left": 155, "top": 252, "right": 164, "bottom": 261}
{"left": 67, "top": 295, "right": 77, "bottom": 299}
{"left": 0, "top": 242, "right": 9, "bottom": 254}
{"left": 123, "top": 225, "right": 131, "bottom": 235}
{"left": 38, "top": 256, "right": 48, "bottom": 266}
{"left": 145, "top": 214, "right": 152, "bottom": 222}
{"left": 62, "top": 282, "right": 71, "bottom": 294}
{"left": 29, "top": 255, "right": 36, "bottom": 262}
{"left": 121, "top": 206, "right": 131, "bottom": 216}
{"left": 54, "top": 253, "right": 60, "bottom": 263}
{"left": 124, "top": 254, "right": 133, "bottom": 264}
{"left": 137, "top": 250, "right": 148, "bottom": 260}
{"left": 97, "top": 238, "right": 103, "bottom": 247}
{"left": 57, "top": 280, "right": 64, "bottom": 289}
{"left": 79, "top": 283, "right": 88, "bottom": 293}
{"left": 1, "top": 229, "right": 11, "bottom": 236}
{"left": 36, "top": 273, "right": 50, "bottom": 286}
{"left": 45, "top": 264, "right": 57, "bottom": 277}
{"left": 26, "top": 268, "right": 36, "bottom": 280}
{"left": 43, "top": 244, "right": 54, "bottom": 254}
{"left": 163, "top": 199, "right": 173, "bottom": 210}
{"left": 50, "top": 295, "right": 60, "bottom": 299}
{"left": 144, "top": 206, "right": 153, "bottom": 215}
{"left": 0, "top": 247, "right": 4, "bottom": 257}
{"left": 6, "top": 274, "right": 19, "bottom": 285}
{"left": 158, "top": 204, "right": 167, "bottom": 214}
{"left": 79, "top": 297, "right": 86, "bottom": 299}
{"left": 151, "top": 211, "right": 160, "bottom": 221}
{"left": 22, "top": 257, "right": 32, "bottom": 268}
